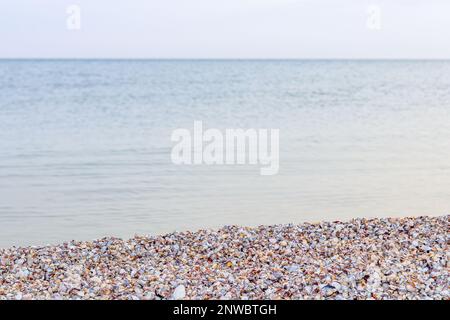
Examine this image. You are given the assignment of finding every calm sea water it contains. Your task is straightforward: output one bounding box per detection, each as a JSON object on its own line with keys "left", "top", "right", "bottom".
{"left": 1, "top": 60, "right": 450, "bottom": 247}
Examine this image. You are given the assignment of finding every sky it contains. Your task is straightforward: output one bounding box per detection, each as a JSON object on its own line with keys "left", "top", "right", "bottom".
{"left": 1, "top": 0, "right": 449, "bottom": 59}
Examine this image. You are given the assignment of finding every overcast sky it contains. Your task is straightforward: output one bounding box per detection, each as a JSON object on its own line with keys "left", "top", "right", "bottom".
{"left": 1, "top": 0, "right": 449, "bottom": 59}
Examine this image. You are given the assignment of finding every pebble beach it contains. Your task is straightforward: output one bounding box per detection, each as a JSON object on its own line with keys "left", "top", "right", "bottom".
{"left": 0, "top": 215, "right": 448, "bottom": 300}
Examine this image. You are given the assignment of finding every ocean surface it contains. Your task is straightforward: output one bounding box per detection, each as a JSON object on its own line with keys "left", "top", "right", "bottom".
{"left": 1, "top": 60, "right": 449, "bottom": 247}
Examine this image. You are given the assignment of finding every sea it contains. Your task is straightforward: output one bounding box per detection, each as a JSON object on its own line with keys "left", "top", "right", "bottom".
{"left": 1, "top": 60, "right": 449, "bottom": 247}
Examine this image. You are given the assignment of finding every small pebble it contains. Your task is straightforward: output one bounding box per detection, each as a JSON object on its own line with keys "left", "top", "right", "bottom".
{"left": 171, "top": 285, "right": 186, "bottom": 300}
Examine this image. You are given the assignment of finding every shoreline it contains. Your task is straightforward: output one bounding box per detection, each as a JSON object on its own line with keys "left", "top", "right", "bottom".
{"left": 0, "top": 215, "right": 448, "bottom": 300}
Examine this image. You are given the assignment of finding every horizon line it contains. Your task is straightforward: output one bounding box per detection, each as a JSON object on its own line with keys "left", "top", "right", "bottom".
{"left": 1, "top": 57, "right": 450, "bottom": 61}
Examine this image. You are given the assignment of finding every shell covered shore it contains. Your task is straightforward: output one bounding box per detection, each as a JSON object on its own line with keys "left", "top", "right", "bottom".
{"left": 0, "top": 215, "right": 448, "bottom": 300}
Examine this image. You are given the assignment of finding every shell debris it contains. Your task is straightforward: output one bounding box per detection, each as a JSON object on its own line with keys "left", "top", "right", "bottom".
{"left": 0, "top": 215, "right": 448, "bottom": 300}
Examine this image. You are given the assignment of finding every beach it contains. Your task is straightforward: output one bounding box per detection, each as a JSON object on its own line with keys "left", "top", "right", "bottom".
{"left": 0, "top": 215, "right": 448, "bottom": 300}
